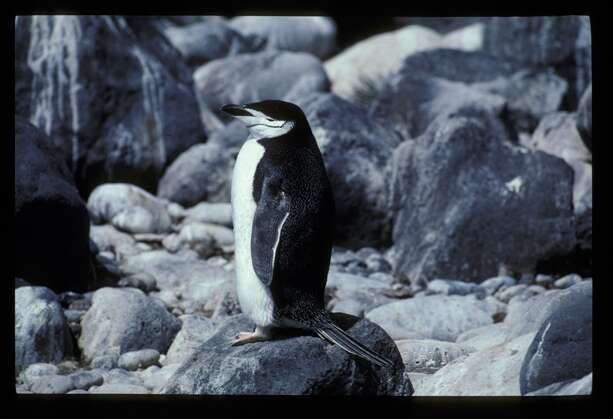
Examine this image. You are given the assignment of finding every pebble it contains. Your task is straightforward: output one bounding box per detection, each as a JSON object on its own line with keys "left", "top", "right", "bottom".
{"left": 480, "top": 276, "right": 516, "bottom": 296}
{"left": 19, "top": 363, "right": 60, "bottom": 388}
{"left": 64, "top": 309, "right": 85, "bottom": 323}
{"left": 69, "top": 370, "right": 104, "bottom": 390}
{"left": 57, "top": 359, "right": 80, "bottom": 375}
{"left": 535, "top": 274, "right": 554, "bottom": 287}
{"left": 554, "top": 274, "right": 582, "bottom": 289}
{"left": 495, "top": 284, "right": 529, "bottom": 303}
{"left": 91, "top": 353, "right": 119, "bottom": 370}
{"left": 118, "top": 349, "right": 161, "bottom": 371}
{"left": 29, "top": 375, "right": 75, "bottom": 394}
{"left": 100, "top": 368, "right": 143, "bottom": 386}
{"left": 118, "top": 272, "right": 158, "bottom": 293}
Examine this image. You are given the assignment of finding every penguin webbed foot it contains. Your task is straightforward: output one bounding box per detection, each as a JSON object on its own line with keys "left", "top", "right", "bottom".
{"left": 230, "top": 327, "right": 273, "bottom": 347}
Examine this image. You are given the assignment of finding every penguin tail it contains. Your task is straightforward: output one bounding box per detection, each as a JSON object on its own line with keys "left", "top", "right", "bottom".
{"left": 311, "top": 318, "right": 394, "bottom": 368}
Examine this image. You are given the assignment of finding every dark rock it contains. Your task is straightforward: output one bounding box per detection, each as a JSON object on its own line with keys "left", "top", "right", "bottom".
{"left": 526, "top": 373, "right": 591, "bottom": 395}
{"left": 229, "top": 16, "right": 337, "bottom": 59}
{"left": 161, "top": 313, "right": 411, "bottom": 395}
{"left": 520, "top": 284, "right": 592, "bottom": 394}
{"left": 15, "top": 117, "right": 96, "bottom": 293}
{"left": 389, "top": 112, "right": 576, "bottom": 283}
{"left": 15, "top": 16, "right": 204, "bottom": 196}
{"left": 157, "top": 143, "right": 234, "bottom": 207}
{"left": 15, "top": 287, "right": 74, "bottom": 373}
{"left": 576, "top": 84, "right": 592, "bottom": 152}
{"left": 295, "top": 92, "right": 403, "bottom": 247}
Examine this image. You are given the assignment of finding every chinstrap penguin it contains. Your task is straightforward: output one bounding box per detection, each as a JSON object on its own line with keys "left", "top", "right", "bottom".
{"left": 221, "top": 99, "right": 393, "bottom": 368}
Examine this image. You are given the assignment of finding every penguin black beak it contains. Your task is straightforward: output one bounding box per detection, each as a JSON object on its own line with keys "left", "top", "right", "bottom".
{"left": 221, "top": 104, "right": 253, "bottom": 117}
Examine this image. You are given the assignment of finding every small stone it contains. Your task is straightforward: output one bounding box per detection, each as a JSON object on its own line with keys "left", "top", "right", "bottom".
{"left": 30, "top": 375, "right": 75, "bottom": 394}
{"left": 68, "top": 299, "right": 92, "bottom": 311}
{"left": 535, "top": 274, "right": 555, "bottom": 287}
{"left": 118, "top": 272, "right": 158, "bottom": 293}
{"left": 56, "top": 359, "right": 80, "bottom": 375}
{"left": 136, "top": 242, "right": 153, "bottom": 252}
{"left": 64, "top": 309, "right": 85, "bottom": 323}
{"left": 495, "top": 284, "right": 529, "bottom": 303}
{"left": 91, "top": 353, "right": 119, "bottom": 370}
{"left": 19, "top": 363, "right": 59, "bottom": 388}
{"left": 518, "top": 273, "right": 535, "bottom": 285}
{"left": 528, "top": 285, "right": 546, "bottom": 295}
{"left": 69, "top": 370, "right": 104, "bottom": 390}
{"left": 118, "top": 349, "right": 161, "bottom": 371}
{"left": 427, "top": 279, "right": 484, "bottom": 296}
{"left": 480, "top": 276, "right": 517, "bottom": 296}
{"left": 554, "top": 274, "right": 582, "bottom": 289}
{"left": 100, "top": 368, "right": 142, "bottom": 386}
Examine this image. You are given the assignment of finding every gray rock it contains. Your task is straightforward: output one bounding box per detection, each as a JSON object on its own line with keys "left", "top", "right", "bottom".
{"left": 118, "top": 272, "right": 158, "bottom": 293}
{"left": 165, "top": 315, "right": 219, "bottom": 365}
{"left": 69, "top": 370, "right": 104, "bottom": 390}
{"left": 194, "top": 50, "right": 329, "bottom": 131}
{"left": 396, "top": 339, "right": 474, "bottom": 373}
{"left": 118, "top": 349, "right": 160, "bottom": 371}
{"left": 504, "top": 281, "right": 592, "bottom": 341}
{"left": 230, "top": 16, "right": 337, "bottom": 59}
{"left": 206, "top": 120, "right": 249, "bottom": 155}
{"left": 79, "top": 287, "right": 181, "bottom": 362}
{"left": 63, "top": 309, "right": 85, "bottom": 324}
{"left": 99, "top": 368, "right": 143, "bottom": 386}
{"left": 157, "top": 142, "right": 234, "bottom": 207}
{"left": 15, "top": 16, "right": 204, "bottom": 196}
{"left": 15, "top": 287, "right": 73, "bottom": 373}
{"left": 88, "top": 183, "right": 172, "bottom": 234}
{"left": 576, "top": 84, "right": 592, "bottom": 152}
{"left": 415, "top": 332, "right": 536, "bottom": 395}
{"left": 91, "top": 353, "right": 119, "bottom": 370}
{"left": 519, "top": 287, "right": 591, "bottom": 394}
{"left": 90, "top": 224, "right": 142, "bottom": 261}
{"left": 142, "top": 363, "right": 182, "bottom": 393}
{"left": 480, "top": 276, "right": 517, "bottom": 296}
{"left": 495, "top": 284, "right": 531, "bottom": 303}
{"left": 456, "top": 323, "right": 510, "bottom": 351}
{"left": 295, "top": 92, "right": 403, "bottom": 247}
{"left": 406, "top": 372, "right": 433, "bottom": 395}
{"left": 89, "top": 383, "right": 149, "bottom": 394}
{"left": 29, "top": 375, "right": 76, "bottom": 394}
{"left": 183, "top": 202, "right": 232, "bottom": 227}
{"left": 365, "top": 295, "right": 493, "bottom": 341}
{"left": 163, "top": 20, "right": 259, "bottom": 67}
{"left": 427, "top": 279, "right": 484, "bottom": 296}
{"left": 389, "top": 112, "right": 576, "bottom": 283}
{"left": 325, "top": 24, "right": 483, "bottom": 101}
{"left": 18, "top": 363, "right": 60, "bottom": 389}
{"left": 161, "top": 313, "right": 411, "bottom": 395}
{"left": 169, "top": 222, "right": 234, "bottom": 257}
{"left": 535, "top": 274, "right": 555, "bottom": 287}
{"left": 554, "top": 273, "right": 583, "bottom": 289}
{"left": 526, "top": 373, "right": 591, "bottom": 396}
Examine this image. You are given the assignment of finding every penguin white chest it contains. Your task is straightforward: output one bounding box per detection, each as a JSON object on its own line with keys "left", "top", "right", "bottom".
{"left": 231, "top": 139, "right": 276, "bottom": 327}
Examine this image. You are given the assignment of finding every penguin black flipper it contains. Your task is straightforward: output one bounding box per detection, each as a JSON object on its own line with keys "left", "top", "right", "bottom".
{"left": 251, "top": 174, "right": 290, "bottom": 286}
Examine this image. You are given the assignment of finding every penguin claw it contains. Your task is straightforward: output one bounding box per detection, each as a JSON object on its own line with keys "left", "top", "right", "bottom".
{"left": 230, "top": 330, "right": 270, "bottom": 346}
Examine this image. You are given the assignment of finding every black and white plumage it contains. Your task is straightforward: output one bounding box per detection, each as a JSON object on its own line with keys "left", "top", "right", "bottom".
{"left": 222, "top": 100, "right": 392, "bottom": 368}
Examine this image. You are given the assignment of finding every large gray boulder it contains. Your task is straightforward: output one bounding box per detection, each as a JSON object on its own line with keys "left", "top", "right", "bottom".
{"left": 15, "top": 287, "right": 73, "bottom": 373}
{"left": 389, "top": 112, "right": 576, "bottom": 283}
{"left": 365, "top": 295, "right": 493, "bottom": 341}
{"left": 526, "top": 373, "right": 592, "bottom": 396}
{"left": 164, "top": 315, "right": 219, "bottom": 365}
{"left": 15, "top": 117, "right": 96, "bottom": 293}
{"left": 324, "top": 24, "right": 483, "bottom": 101}
{"left": 161, "top": 313, "right": 412, "bottom": 395}
{"left": 519, "top": 283, "right": 592, "bottom": 394}
{"left": 15, "top": 16, "right": 205, "bottom": 195}
{"left": 229, "top": 16, "right": 337, "bottom": 59}
{"left": 157, "top": 143, "right": 234, "bottom": 206}
{"left": 294, "top": 92, "right": 403, "bottom": 247}
{"left": 193, "top": 50, "right": 329, "bottom": 131}
{"left": 78, "top": 287, "right": 181, "bottom": 362}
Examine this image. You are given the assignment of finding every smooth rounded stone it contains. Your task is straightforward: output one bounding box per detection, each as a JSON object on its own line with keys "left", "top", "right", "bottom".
{"left": 229, "top": 16, "right": 337, "bottom": 59}
{"left": 163, "top": 20, "right": 259, "bottom": 67}
{"left": 117, "top": 272, "right": 158, "bottom": 293}
{"left": 427, "top": 279, "right": 484, "bottom": 297}
{"left": 118, "top": 349, "right": 160, "bottom": 371}
{"left": 166, "top": 202, "right": 185, "bottom": 221}
{"left": 504, "top": 281, "right": 592, "bottom": 342}
{"left": 19, "top": 363, "right": 60, "bottom": 388}
{"left": 396, "top": 339, "right": 474, "bottom": 373}
{"left": 79, "top": 287, "right": 181, "bottom": 362}
{"left": 161, "top": 314, "right": 412, "bottom": 395}
{"left": 519, "top": 286, "right": 591, "bottom": 394}
{"left": 576, "top": 84, "right": 592, "bottom": 152}
{"left": 365, "top": 254, "right": 393, "bottom": 273}
{"left": 495, "top": 284, "right": 531, "bottom": 303}
{"left": 69, "top": 370, "right": 104, "bottom": 390}
{"left": 56, "top": 359, "right": 80, "bottom": 375}
{"left": 456, "top": 323, "right": 510, "bottom": 351}
{"left": 149, "top": 289, "right": 180, "bottom": 310}
{"left": 325, "top": 23, "right": 482, "bottom": 101}
{"left": 183, "top": 202, "right": 232, "bottom": 227}
{"left": 142, "top": 363, "right": 182, "bottom": 393}
{"left": 164, "top": 315, "right": 219, "bottom": 365}
{"left": 30, "top": 375, "right": 76, "bottom": 394}
{"left": 415, "top": 332, "right": 536, "bottom": 396}
{"left": 15, "top": 117, "right": 96, "bottom": 294}
{"left": 90, "top": 353, "right": 119, "bottom": 370}
{"left": 89, "top": 383, "right": 149, "bottom": 394}
{"left": 64, "top": 309, "right": 85, "bottom": 324}
{"left": 157, "top": 143, "right": 234, "bottom": 207}
{"left": 88, "top": 184, "right": 172, "bottom": 234}
{"left": 99, "top": 368, "right": 143, "bottom": 386}
{"left": 535, "top": 274, "right": 555, "bottom": 287}
{"left": 479, "top": 296, "right": 508, "bottom": 321}
{"left": 194, "top": 50, "right": 329, "bottom": 131}
{"left": 15, "top": 286, "right": 73, "bottom": 373}
{"left": 480, "top": 276, "right": 517, "bottom": 296}
{"left": 365, "top": 295, "right": 493, "bottom": 341}
{"left": 330, "top": 249, "right": 357, "bottom": 266}
{"left": 136, "top": 242, "right": 153, "bottom": 252}
{"left": 554, "top": 273, "right": 583, "bottom": 289}
{"left": 526, "top": 373, "right": 592, "bottom": 396}
{"left": 177, "top": 222, "right": 234, "bottom": 248}
{"left": 89, "top": 224, "right": 141, "bottom": 261}
{"left": 388, "top": 112, "right": 576, "bottom": 283}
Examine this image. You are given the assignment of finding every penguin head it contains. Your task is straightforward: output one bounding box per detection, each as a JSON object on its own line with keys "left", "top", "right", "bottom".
{"left": 221, "top": 100, "right": 308, "bottom": 139}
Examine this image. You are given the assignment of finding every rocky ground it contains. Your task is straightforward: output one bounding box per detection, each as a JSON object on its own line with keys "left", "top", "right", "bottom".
{"left": 15, "top": 16, "right": 592, "bottom": 396}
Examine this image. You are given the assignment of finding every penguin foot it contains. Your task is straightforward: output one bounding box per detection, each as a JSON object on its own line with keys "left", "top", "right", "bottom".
{"left": 230, "top": 327, "right": 272, "bottom": 346}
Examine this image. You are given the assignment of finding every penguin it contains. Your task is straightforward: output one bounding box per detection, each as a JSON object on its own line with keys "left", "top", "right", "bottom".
{"left": 221, "top": 100, "right": 393, "bottom": 368}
